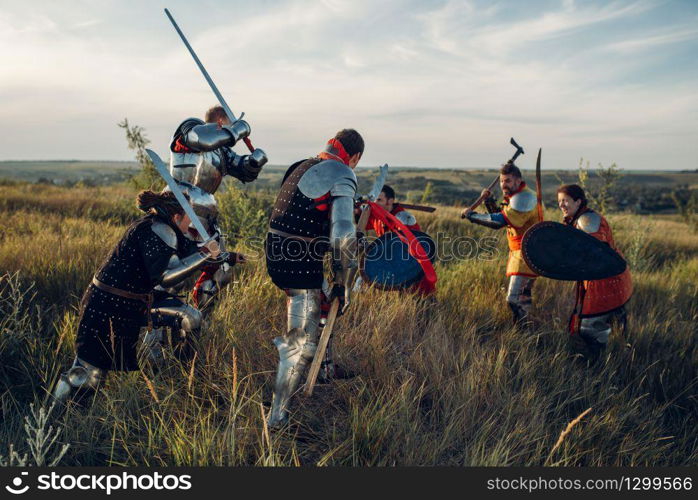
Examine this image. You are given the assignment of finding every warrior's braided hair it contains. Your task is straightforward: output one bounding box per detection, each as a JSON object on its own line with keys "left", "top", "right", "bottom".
{"left": 136, "top": 190, "right": 187, "bottom": 220}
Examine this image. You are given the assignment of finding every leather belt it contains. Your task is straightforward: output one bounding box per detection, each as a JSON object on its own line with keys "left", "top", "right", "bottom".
{"left": 267, "top": 227, "right": 319, "bottom": 243}
{"left": 92, "top": 277, "right": 155, "bottom": 331}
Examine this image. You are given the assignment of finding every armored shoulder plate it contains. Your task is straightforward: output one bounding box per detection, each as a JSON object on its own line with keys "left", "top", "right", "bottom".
{"left": 297, "top": 160, "right": 358, "bottom": 199}
{"left": 395, "top": 209, "right": 417, "bottom": 226}
{"left": 170, "top": 118, "right": 205, "bottom": 183}
{"left": 151, "top": 221, "right": 178, "bottom": 250}
{"left": 170, "top": 118, "right": 204, "bottom": 150}
{"left": 577, "top": 211, "right": 602, "bottom": 233}
{"left": 187, "top": 123, "right": 235, "bottom": 151}
{"left": 509, "top": 189, "right": 537, "bottom": 212}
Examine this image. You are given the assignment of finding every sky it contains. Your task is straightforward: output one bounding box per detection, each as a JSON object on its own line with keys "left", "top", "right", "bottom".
{"left": 0, "top": 0, "right": 696, "bottom": 170}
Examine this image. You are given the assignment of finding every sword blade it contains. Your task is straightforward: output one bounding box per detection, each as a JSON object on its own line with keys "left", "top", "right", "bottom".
{"left": 367, "top": 163, "right": 389, "bottom": 201}
{"left": 145, "top": 149, "right": 212, "bottom": 241}
{"left": 164, "top": 8, "right": 238, "bottom": 124}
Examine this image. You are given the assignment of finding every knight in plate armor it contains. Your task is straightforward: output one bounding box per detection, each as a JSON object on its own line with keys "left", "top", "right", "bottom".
{"left": 264, "top": 129, "right": 364, "bottom": 428}
{"left": 463, "top": 162, "right": 543, "bottom": 325}
{"left": 53, "top": 190, "right": 221, "bottom": 404}
{"left": 557, "top": 184, "right": 633, "bottom": 354}
{"left": 168, "top": 105, "right": 267, "bottom": 310}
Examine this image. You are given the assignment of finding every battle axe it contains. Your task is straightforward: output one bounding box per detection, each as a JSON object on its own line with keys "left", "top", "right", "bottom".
{"left": 460, "top": 137, "right": 525, "bottom": 218}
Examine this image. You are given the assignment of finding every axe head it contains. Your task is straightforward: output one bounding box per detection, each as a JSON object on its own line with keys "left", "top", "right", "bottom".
{"left": 509, "top": 137, "right": 525, "bottom": 164}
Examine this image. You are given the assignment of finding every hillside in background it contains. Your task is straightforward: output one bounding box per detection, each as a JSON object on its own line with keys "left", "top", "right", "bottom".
{"left": 2, "top": 160, "right": 697, "bottom": 214}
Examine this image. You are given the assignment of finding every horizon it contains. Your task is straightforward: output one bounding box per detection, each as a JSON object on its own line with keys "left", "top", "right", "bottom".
{"left": 2, "top": 158, "right": 696, "bottom": 174}
{"left": 1, "top": 0, "right": 697, "bottom": 170}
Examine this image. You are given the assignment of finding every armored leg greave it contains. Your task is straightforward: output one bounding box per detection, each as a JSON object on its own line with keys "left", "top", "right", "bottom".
{"left": 506, "top": 276, "right": 535, "bottom": 325}
{"left": 268, "top": 288, "right": 322, "bottom": 428}
{"left": 579, "top": 307, "right": 627, "bottom": 347}
{"left": 53, "top": 357, "right": 104, "bottom": 404}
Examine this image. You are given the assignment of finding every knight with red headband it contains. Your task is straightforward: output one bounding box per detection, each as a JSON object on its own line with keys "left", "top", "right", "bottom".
{"left": 265, "top": 129, "right": 363, "bottom": 428}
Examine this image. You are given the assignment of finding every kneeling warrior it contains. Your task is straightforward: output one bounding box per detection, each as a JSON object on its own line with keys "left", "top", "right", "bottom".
{"left": 53, "top": 190, "right": 221, "bottom": 403}
{"left": 370, "top": 185, "right": 422, "bottom": 236}
{"left": 463, "top": 161, "right": 543, "bottom": 325}
{"left": 557, "top": 184, "right": 633, "bottom": 351}
{"left": 265, "top": 129, "right": 364, "bottom": 427}
{"left": 169, "top": 105, "right": 267, "bottom": 310}
{"left": 367, "top": 184, "right": 436, "bottom": 296}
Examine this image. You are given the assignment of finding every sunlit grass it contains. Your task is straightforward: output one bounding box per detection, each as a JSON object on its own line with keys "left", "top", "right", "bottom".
{"left": 0, "top": 183, "right": 696, "bottom": 466}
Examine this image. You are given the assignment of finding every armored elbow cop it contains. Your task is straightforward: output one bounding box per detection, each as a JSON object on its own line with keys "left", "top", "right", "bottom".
{"left": 158, "top": 251, "right": 210, "bottom": 288}
{"left": 330, "top": 196, "right": 358, "bottom": 287}
{"left": 186, "top": 120, "right": 251, "bottom": 150}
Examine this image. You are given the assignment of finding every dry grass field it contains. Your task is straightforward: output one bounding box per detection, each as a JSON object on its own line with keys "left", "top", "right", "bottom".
{"left": 0, "top": 180, "right": 696, "bottom": 466}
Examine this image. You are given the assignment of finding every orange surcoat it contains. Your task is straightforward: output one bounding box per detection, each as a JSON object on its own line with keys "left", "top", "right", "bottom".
{"left": 574, "top": 210, "right": 633, "bottom": 315}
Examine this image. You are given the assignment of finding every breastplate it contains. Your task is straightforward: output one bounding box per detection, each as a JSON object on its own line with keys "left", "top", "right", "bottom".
{"left": 170, "top": 151, "right": 224, "bottom": 194}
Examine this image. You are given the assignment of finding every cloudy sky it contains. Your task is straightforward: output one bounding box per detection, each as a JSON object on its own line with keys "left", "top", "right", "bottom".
{"left": 1, "top": 0, "right": 696, "bottom": 170}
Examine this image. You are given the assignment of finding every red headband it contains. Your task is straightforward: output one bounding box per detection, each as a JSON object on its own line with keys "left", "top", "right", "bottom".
{"left": 319, "top": 138, "right": 351, "bottom": 165}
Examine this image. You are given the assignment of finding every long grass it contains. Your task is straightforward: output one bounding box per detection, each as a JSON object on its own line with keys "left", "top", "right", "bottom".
{"left": 0, "top": 183, "right": 696, "bottom": 466}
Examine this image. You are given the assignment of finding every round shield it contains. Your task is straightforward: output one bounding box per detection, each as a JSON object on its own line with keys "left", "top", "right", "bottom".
{"left": 522, "top": 221, "right": 627, "bottom": 281}
{"left": 361, "top": 231, "right": 436, "bottom": 289}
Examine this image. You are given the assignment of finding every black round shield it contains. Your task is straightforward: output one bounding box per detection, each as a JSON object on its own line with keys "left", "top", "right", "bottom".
{"left": 361, "top": 231, "right": 436, "bottom": 289}
{"left": 522, "top": 221, "right": 627, "bottom": 281}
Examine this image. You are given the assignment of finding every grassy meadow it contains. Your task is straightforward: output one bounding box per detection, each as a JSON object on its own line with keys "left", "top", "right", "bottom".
{"left": 0, "top": 179, "right": 696, "bottom": 466}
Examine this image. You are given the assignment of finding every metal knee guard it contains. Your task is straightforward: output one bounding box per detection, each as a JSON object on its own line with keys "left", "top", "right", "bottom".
{"left": 151, "top": 302, "right": 203, "bottom": 361}
{"left": 268, "top": 289, "right": 322, "bottom": 428}
{"left": 152, "top": 302, "right": 202, "bottom": 333}
{"left": 286, "top": 288, "right": 322, "bottom": 335}
{"left": 53, "top": 357, "right": 104, "bottom": 403}
{"left": 579, "top": 308, "right": 628, "bottom": 347}
{"left": 506, "top": 276, "right": 535, "bottom": 324}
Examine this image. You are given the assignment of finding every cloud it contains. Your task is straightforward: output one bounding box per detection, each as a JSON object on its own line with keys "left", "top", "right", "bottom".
{"left": 606, "top": 26, "right": 698, "bottom": 53}
{"left": 0, "top": 0, "right": 696, "bottom": 170}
